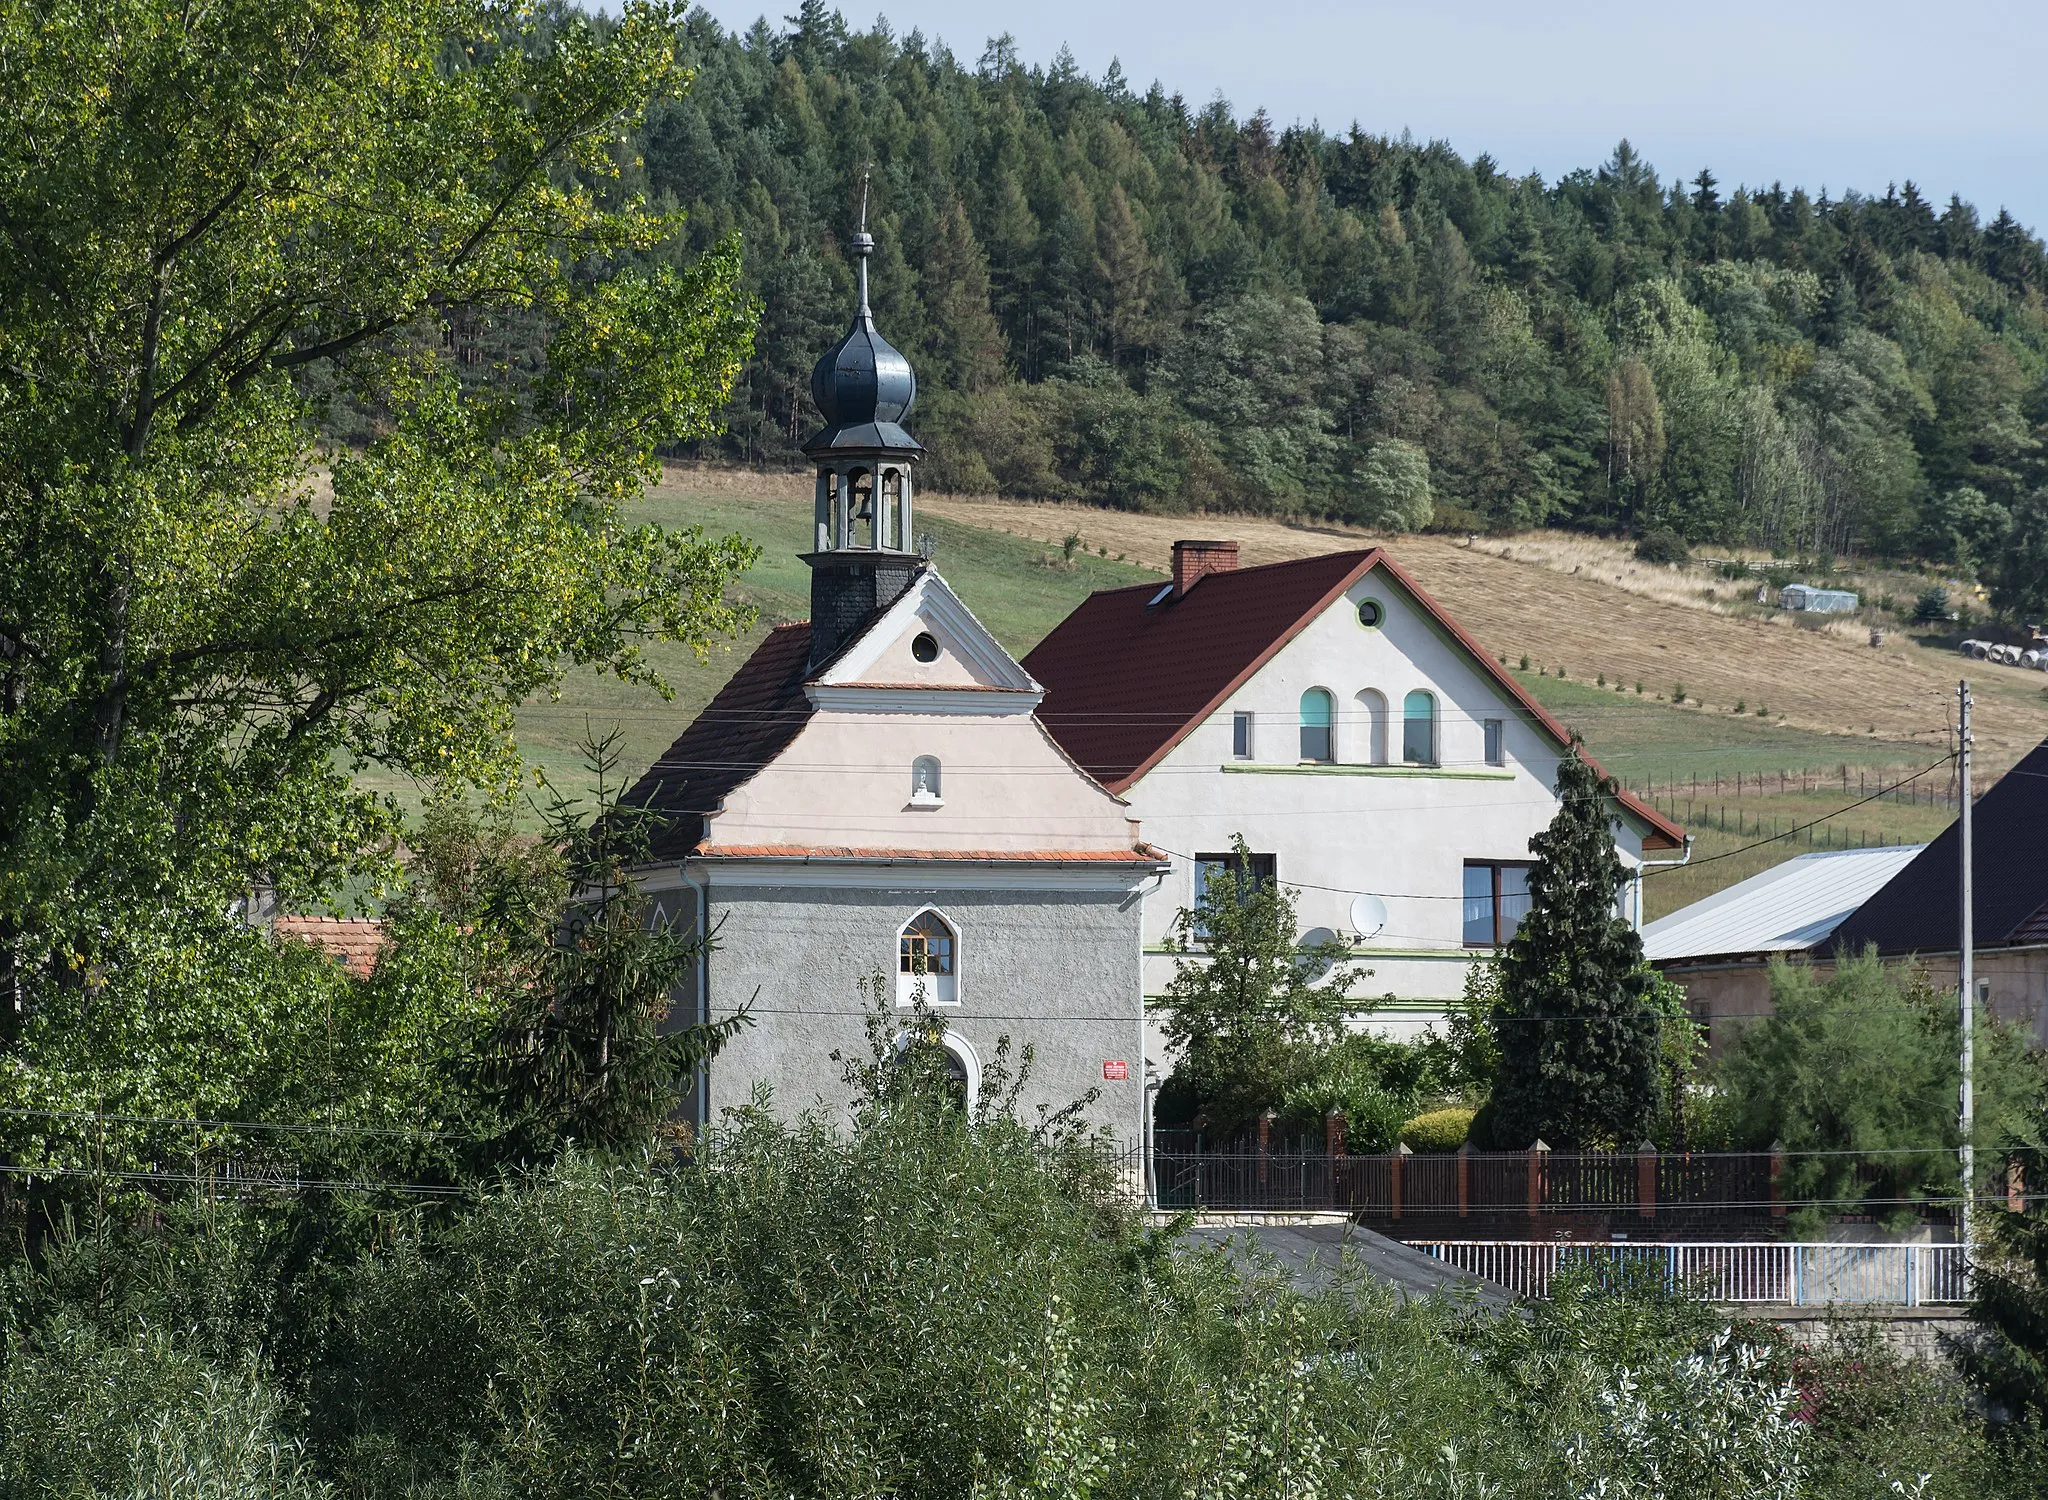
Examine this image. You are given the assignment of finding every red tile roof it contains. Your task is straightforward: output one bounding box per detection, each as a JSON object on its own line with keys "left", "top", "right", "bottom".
{"left": 273, "top": 915, "right": 386, "bottom": 977}
{"left": 1022, "top": 547, "right": 1684, "bottom": 850}
{"left": 624, "top": 623, "right": 818, "bottom": 858}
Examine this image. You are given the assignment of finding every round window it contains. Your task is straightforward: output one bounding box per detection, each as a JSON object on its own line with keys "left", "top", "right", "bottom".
{"left": 911, "top": 632, "right": 940, "bottom": 663}
{"left": 1357, "top": 598, "right": 1385, "bottom": 629}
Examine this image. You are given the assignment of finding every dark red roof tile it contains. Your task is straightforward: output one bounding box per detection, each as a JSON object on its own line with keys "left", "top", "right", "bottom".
{"left": 624, "top": 624, "right": 817, "bottom": 858}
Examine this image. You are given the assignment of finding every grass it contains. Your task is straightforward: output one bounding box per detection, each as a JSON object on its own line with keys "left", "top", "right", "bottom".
{"left": 1513, "top": 673, "right": 1941, "bottom": 785}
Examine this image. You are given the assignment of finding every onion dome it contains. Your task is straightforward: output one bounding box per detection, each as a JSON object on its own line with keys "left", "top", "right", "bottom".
{"left": 803, "top": 231, "right": 922, "bottom": 457}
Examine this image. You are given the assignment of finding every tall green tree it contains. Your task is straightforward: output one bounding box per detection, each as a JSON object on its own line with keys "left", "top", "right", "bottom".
{"left": 1485, "top": 744, "right": 1659, "bottom": 1149}
{"left": 1994, "top": 486, "right": 2048, "bottom": 624}
{"left": 0, "top": 0, "right": 760, "bottom": 976}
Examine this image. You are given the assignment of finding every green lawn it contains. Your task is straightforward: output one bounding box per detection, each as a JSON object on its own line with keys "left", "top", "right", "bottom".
{"left": 1515, "top": 672, "right": 1935, "bottom": 785}
{"left": 361, "top": 483, "right": 1155, "bottom": 814}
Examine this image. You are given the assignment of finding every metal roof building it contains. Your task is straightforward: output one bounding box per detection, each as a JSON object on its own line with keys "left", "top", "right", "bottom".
{"left": 1642, "top": 845, "right": 1926, "bottom": 964}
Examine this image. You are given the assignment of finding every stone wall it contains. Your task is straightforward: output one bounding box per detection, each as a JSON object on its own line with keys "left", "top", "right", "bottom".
{"left": 1741, "top": 1305, "right": 1972, "bottom": 1367}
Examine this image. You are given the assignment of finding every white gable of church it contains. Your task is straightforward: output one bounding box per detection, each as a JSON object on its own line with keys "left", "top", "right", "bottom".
{"left": 809, "top": 568, "right": 1040, "bottom": 713}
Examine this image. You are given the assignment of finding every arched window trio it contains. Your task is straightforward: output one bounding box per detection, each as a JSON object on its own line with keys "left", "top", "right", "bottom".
{"left": 1294, "top": 686, "right": 1437, "bottom": 766}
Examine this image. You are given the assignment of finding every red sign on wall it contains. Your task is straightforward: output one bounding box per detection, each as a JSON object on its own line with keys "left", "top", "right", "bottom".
{"left": 1102, "top": 1060, "right": 1129, "bottom": 1081}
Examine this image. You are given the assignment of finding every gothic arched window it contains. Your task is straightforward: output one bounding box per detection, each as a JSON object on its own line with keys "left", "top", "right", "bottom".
{"left": 898, "top": 909, "right": 959, "bottom": 1005}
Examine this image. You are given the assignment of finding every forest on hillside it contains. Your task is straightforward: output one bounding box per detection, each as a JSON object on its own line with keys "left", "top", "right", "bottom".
{"left": 381, "top": 3, "right": 2048, "bottom": 588}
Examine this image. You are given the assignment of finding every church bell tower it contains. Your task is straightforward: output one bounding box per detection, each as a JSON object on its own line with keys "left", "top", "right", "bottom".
{"left": 802, "top": 183, "right": 925, "bottom": 669}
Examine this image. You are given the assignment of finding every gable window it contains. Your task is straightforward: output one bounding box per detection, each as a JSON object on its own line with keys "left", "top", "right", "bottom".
{"left": 1403, "top": 690, "right": 1437, "bottom": 766}
{"left": 1463, "top": 863, "right": 1533, "bottom": 947}
{"left": 1357, "top": 597, "right": 1385, "bottom": 629}
{"left": 898, "top": 909, "right": 959, "bottom": 1005}
{"left": 1232, "top": 711, "right": 1254, "bottom": 759}
{"left": 910, "top": 755, "right": 943, "bottom": 807}
{"left": 1299, "top": 689, "right": 1334, "bottom": 763}
{"left": 911, "top": 631, "right": 940, "bottom": 663}
{"left": 1483, "top": 718, "right": 1504, "bottom": 767}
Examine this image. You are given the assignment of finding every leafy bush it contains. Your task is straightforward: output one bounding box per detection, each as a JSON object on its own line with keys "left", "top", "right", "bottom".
{"left": 1400, "top": 1106, "right": 1475, "bottom": 1152}
{"left": 1635, "top": 528, "right": 1691, "bottom": 565}
{"left": 1709, "top": 949, "right": 2044, "bottom": 1232}
{"left": 0, "top": 1320, "right": 328, "bottom": 1500}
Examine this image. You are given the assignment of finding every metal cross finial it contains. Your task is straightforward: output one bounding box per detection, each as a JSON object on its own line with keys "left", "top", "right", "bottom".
{"left": 857, "top": 164, "right": 872, "bottom": 234}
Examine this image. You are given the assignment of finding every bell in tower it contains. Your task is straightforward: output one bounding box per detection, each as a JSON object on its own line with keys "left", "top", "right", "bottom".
{"left": 802, "top": 179, "right": 925, "bottom": 667}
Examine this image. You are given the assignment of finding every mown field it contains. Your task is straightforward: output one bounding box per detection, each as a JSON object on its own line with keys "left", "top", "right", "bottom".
{"left": 365, "top": 466, "right": 2035, "bottom": 919}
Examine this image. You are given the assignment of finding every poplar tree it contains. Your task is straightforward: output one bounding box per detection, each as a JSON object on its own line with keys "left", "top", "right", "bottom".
{"left": 1485, "top": 743, "right": 1659, "bottom": 1149}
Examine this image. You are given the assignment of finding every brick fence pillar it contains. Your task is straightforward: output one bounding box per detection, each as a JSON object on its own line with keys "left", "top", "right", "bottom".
{"left": 1769, "top": 1139, "right": 1787, "bottom": 1220}
{"left": 1257, "top": 1108, "right": 1277, "bottom": 1189}
{"left": 1637, "top": 1141, "right": 1658, "bottom": 1221}
{"left": 1456, "top": 1141, "right": 1472, "bottom": 1219}
{"left": 1391, "top": 1143, "right": 1410, "bottom": 1221}
{"left": 1527, "top": 1139, "right": 1550, "bottom": 1222}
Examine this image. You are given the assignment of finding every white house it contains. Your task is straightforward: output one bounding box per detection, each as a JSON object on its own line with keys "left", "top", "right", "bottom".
{"left": 1024, "top": 540, "right": 1687, "bottom": 1050}
{"left": 624, "top": 217, "right": 1164, "bottom": 1142}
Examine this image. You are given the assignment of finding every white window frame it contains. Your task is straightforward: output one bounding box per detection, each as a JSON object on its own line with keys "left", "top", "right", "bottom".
{"left": 1231, "top": 711, "right": 1254, "bottom": 760}
{"left": 897, "top": 906, "right": 961, "bottom": 1006}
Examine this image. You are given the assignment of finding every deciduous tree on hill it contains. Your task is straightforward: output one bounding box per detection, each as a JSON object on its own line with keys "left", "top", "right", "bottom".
{"left": 0, "top": 0, "right": 759, "bottom": 987}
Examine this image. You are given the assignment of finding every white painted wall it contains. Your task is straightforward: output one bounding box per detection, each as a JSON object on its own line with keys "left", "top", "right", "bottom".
{"left": 1123, "top": 568, "right": 1651, "bottom": 1051}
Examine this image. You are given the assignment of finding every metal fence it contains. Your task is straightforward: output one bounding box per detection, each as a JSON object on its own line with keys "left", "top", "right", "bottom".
{"left": 1151, "top": 1133, "right": 1785, "bottom": 1224}
{"left": 1409, "top": 1239, "right": 1970, "bottom": 1305}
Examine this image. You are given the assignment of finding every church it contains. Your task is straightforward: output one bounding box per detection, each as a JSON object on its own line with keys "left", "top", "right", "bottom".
{"left": 625, "top": 219, "right": 1165, "bottom": 1142}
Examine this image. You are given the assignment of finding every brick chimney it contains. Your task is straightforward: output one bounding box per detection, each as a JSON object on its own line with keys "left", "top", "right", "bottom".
{"left": 1171, "top": 539, "right": 1239, "bottom": 597}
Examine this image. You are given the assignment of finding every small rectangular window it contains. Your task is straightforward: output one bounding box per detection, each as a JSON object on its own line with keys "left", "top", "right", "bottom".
{"left": 1483, "top": 718, "right": 1504, "bottom": 766}
{"left": 1463, "top": 861, "right": 1533, "bottom": 947}
{"left": 1232, "top": 712, "right": 1253, "bottom": 759}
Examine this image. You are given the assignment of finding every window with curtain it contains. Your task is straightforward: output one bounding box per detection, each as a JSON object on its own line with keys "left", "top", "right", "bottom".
{"left": 1299, "top": 688, "right": 1334, "bottom": 762}
{"left": 1403, "top": 690, "right": 1436, "bottom": 765}
{"left": 1463, "top": 863, "right": 1533, "bottom": 946}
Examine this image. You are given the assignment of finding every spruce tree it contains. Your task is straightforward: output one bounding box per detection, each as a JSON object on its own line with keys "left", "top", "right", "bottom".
{"left": 1485, "top": 743, "right": 1659, "bottom": 1149}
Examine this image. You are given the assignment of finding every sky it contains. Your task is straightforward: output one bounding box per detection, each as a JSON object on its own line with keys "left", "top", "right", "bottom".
{"left": 688, "top": 0, "right": 2048, "bottom": 235}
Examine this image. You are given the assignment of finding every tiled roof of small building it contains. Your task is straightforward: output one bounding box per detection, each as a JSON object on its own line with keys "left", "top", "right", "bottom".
{"left": 1021, "top": 547, "right": 1684, "bottom": 848}
{"left": 1826, "top": 737, "right": 2048, "bottom": 956}
{"left": 273, "top": 915, "right": 386, "bottom": 977}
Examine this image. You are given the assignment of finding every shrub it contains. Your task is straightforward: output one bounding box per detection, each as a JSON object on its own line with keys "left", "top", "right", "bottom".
{"left": 1635, "top": 528, "right": 1691, "bottom": 565}
{"left": 1400, "top": 1106, "right": 1476, "bottom": 1152}
{"left": 1519, "top": 654, "right": 1530, "bottom": 671}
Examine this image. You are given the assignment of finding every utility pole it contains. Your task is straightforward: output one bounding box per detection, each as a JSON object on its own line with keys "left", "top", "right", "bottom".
{"left": 1958, "top": 680, "right": 1975, "bottom": 1259}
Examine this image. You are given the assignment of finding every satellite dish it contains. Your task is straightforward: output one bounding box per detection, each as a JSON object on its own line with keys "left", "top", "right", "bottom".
{"left": 1297, "top": 926, "right": 1341, "bottom": 981}
{"left": 1348, "top": 894, "right": 1388, "bottom": 941}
